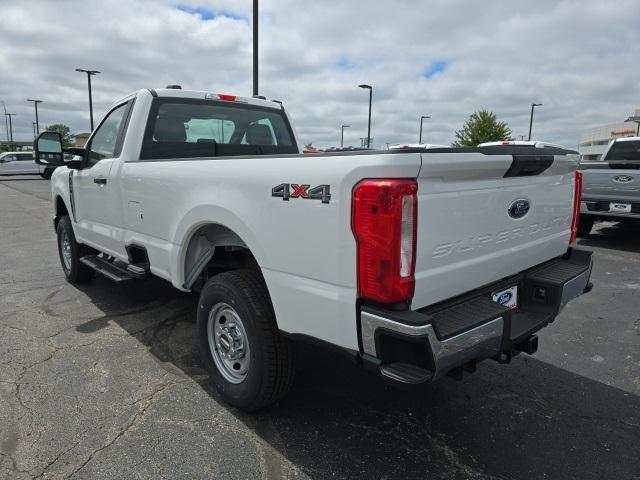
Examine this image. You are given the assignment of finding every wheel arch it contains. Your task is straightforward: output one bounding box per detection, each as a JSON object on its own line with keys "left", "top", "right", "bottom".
{"left": 181, "top": 221, "right": 261, "bottom": 290}
{"left": 54, "top": 195, "right": 70, "bottom": 230}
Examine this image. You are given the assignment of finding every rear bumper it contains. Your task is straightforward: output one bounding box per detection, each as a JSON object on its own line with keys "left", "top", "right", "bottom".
{"left": 359, "top": 247, "right": 593, "bottom": 385}
{"left": 581, "top": 200, "right": 640, "bottom": 220}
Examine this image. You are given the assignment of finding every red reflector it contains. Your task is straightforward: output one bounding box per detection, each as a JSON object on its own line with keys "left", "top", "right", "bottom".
{"left": 217, "top": 94, "right": 236, "bottom": 101}
{"left": 570, "top": 170, "right": 582, "bottom": 243}
{"left": 352, "top": 179, "right": 418, "bottom": 303}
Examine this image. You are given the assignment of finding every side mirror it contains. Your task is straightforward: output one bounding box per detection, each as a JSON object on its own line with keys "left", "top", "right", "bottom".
{"left": 35, "top": 132, "right": 64, "bottom": 166}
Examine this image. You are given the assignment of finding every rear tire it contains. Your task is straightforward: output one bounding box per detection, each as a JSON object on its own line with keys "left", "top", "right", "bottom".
{"left": 56, "top": 215, "right": 94, "bottom": 283}
{"left": 577, "top": 215, "right": 594, "bottom": 237}
{"left": 41, "top": 168, "right": 53, "bottom": 180}
{"left": 197, "top": 269, "right": 295, "bottom": 411}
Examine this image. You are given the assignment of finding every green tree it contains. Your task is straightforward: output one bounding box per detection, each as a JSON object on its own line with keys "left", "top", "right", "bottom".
{"left": 452, "top": 110, "right": 512, "bottom": 147}
{"left": 45, "top": 123, "right": 74, "bottom": 148}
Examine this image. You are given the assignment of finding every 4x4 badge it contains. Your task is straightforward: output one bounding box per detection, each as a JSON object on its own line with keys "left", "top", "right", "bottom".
{"left": 272, "top": 183, "right": 331, "bottom": 204}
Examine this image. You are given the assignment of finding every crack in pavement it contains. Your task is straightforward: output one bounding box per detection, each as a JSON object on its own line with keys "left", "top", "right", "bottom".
{"left": 66, "top": 380, "right": 179, "bottom": 479}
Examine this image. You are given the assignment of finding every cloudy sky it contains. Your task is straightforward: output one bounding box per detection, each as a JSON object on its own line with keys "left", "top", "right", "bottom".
{"left": 1, "top": 0, "right": 639, "bottom": 149}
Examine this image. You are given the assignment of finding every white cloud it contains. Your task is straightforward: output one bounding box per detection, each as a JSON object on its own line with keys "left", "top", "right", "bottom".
{"left": 1, "top": 0, "right": 639, "bottom": 148}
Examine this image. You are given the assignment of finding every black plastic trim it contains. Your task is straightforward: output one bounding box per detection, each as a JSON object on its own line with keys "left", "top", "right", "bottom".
{"left": 279, "top": 331, "right": 359, "bottom": 363}
{"left": 504, "top": 155, "right": 554, "bottom": 177}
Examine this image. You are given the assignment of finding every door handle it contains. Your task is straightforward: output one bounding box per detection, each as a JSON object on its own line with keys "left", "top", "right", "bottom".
{"left": 94, "top": 178, "right": 107, "bottom": 185}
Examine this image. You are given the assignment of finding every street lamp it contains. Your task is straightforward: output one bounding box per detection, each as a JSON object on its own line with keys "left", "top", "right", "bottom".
{"left": 32, "top": 122, "right": 37, "bottom": 141}
{"left": 5, "top": 113, "right": 16, "bottom": 151}
{"left": 625, "top": 116, "right": 640, "bottom": 136}
{"left": 358, "top": 84, "right": 372, "bottom": 148}
{"left": 75, "top": 68, "right": 100, "bottom": 131}
{"left": 419, "top": 115, "right": 431, "bottom": 144}
{"left": 27, "top": 99, "right": 43, "bottom": 135}
{"left": 528, "top": 103, "right": 542, "bottom": 141}
{"left": 341, "top": 124, "right": 350, "bottom": 147}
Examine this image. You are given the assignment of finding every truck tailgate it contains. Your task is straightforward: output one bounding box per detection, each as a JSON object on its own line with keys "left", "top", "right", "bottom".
{"left": 581, "top": 167, "right": 640, "bottom": 201}
{"left": 412, "top": 149, "right": 579, "bottom": 310}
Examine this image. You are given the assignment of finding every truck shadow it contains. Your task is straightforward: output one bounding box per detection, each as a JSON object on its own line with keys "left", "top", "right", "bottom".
{"left": 73, "top": 277, "right": 640, "bottom": 480}
{"left": 577, "top": 220, "right": 640, "bottom": 254}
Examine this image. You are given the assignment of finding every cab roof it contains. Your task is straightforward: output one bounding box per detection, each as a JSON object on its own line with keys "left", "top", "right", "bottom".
{"left": 148, "top": 88, "right": 284, "bottom": 110}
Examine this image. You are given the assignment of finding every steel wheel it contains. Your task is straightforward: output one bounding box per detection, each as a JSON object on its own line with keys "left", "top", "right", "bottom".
{"left": 60, "top": 229, "right": 73, "bottom": 272}
{"left": 207, "top": 302, "right": 251, "bottom": 384}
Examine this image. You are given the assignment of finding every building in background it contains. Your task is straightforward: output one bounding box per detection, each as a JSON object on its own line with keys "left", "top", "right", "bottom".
{"left": 74, "top": 132, "right": 90, "bottom": 147}
{"left": 579, "top": 109, "right": 640, "bottom": 160}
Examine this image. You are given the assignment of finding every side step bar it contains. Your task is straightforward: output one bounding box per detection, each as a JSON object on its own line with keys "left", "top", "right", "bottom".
{"left": 80, "top": 255, "right": 148, "bottom": 283}
{"left": 380, "top": 363, "right": 433, "bottom": 386}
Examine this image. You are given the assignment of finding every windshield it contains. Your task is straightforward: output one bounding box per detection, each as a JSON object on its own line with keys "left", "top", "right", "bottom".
{"left": 603, "top": 140, "right": 640, "bottom": 161}
{"left": 140, "top": 98, "right": 299, "bottom": 160}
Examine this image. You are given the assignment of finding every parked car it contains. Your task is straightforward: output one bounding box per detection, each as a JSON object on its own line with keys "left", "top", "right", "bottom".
{"left": 389, "top": 143, "right": 449, "bottom": 149}
{"left": 35, "top": 87, "right": 593, "bottom": 411}
{"left": 0, "top": 151, "right": 56, "bottom": 179}
{"left": 578, "top": 136, "right": 640, "bottom": 236}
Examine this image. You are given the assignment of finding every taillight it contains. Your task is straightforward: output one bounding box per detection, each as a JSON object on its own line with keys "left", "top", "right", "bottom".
{"left": 570, "top": 170, "right": 583, "bottom": 243}
{"left": 352, "top": 179, "right": 418, "bottom": 303}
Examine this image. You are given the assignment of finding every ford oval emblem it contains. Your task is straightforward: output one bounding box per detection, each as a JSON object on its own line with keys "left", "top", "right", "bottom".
{"left": 613, "top": 175, "right": 633, "bottom": 183}
{"left": 497, "top": 292, "right": 513, "bottom": 306}
{"left": 508, "top": 198, "right": 530, "bottom": 219}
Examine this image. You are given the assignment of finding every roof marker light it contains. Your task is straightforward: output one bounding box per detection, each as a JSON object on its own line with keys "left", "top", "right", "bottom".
{"left": 217, "top": 94, "right": 237, "bottom": 101}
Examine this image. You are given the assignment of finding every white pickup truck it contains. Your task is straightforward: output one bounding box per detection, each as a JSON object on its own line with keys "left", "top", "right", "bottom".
{"left": 35, "top": 87, "right": 593, "bottom": 411}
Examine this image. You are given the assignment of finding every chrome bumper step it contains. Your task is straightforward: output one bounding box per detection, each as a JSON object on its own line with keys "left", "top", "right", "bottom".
{"left": 360, "top": 248, "right": 594, "bottom": 387}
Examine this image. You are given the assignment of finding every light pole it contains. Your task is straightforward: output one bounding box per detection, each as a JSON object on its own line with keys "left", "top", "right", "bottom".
{"left": 75, "top": 68, "right": 100, "bottom": 131}
{"left": 1, "top": 101, "right": 8, "bottom": 151}
{"left": 358, "top": 84, "right": 372, "bottom": 148}
{"left": 419, "top": 115, "right": 430, "bottom": 144}
{"left": 528, "top": 103, "right": 542, "bottom": 141}
{"left": 253, "top": 0, "right": 258, "bottom": 96}
{"left": 625, "top": 116, "right": 640, "bottom": 135}
{"left": 341, "top": 125, "right": 350, "bottom": 147}
{"left": 27, "top": 99, "right": 43, "bottom": 135}
{"left": 32, "top": 122, "right": 37, "bottom": 141}
{"left": 5, "top": 113, "right": 16, "bottom": 151}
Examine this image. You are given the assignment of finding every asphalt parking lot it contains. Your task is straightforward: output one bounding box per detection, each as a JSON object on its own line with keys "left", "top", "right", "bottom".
{"left": 1, "top": 177, "right": 639, "bottom": 480}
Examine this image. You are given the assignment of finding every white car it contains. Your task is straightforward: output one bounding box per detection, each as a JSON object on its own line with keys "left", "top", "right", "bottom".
{"left": 0, "top": 151, "right": 56, "bottom": 178}
{"left": 35, "top": 87, "right": 593, "bottom": 411}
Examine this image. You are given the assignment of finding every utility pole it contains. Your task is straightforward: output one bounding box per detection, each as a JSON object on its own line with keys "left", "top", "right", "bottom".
{"left": 75, "top": 69, "right": 100, "bottom": 130}
{"left": 341, "top": 125, "right": 350, "bottom": 147}
{"left": 5, "top": 113, "right": 16, "bottom": 151}
{"left": 32, "top": 122, "right": 37, "bottom": 141}
{"left": 528, "top": 103, "right": 542, "bottom": 141}
{"left": 419, "top": 115, "right": 430, "bottom": 144}
{"left": 27, "top": 99, "right": 43, "bottom": 135}
{"left": 253, "top": 0, "right": 259, "bottom": 96}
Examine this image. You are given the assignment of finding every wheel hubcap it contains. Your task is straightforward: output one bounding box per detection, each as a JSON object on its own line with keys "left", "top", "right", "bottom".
{"left": 207, "top": 303, "right": 250, "bottom": 384}
{"left": 60, "top": 231, "right": 72, "bottom": 271}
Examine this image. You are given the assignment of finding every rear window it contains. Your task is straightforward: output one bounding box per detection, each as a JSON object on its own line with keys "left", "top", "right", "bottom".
{"left": 140, "top": 98, "right": 298, "bottom": 160}
{"left": 603, "top": 140, "right": 640, "bottom": 161}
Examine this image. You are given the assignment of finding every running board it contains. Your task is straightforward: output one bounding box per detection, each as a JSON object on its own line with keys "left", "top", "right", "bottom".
{"left": 79, "top": 255, "right": 147, "bottom": 283}
{"left": 380, "top": 363, "right": 434, "bottom": 385}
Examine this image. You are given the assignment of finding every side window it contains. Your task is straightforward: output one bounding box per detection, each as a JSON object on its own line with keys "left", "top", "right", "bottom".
{"left": 4, "top": 154, "right": 15, "bottom": 162}
{"left": 87, "top": 103, "right": 128, "bottom": 167}
{"left": 18, "top": 153, "right": 34, "bottom": 161}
